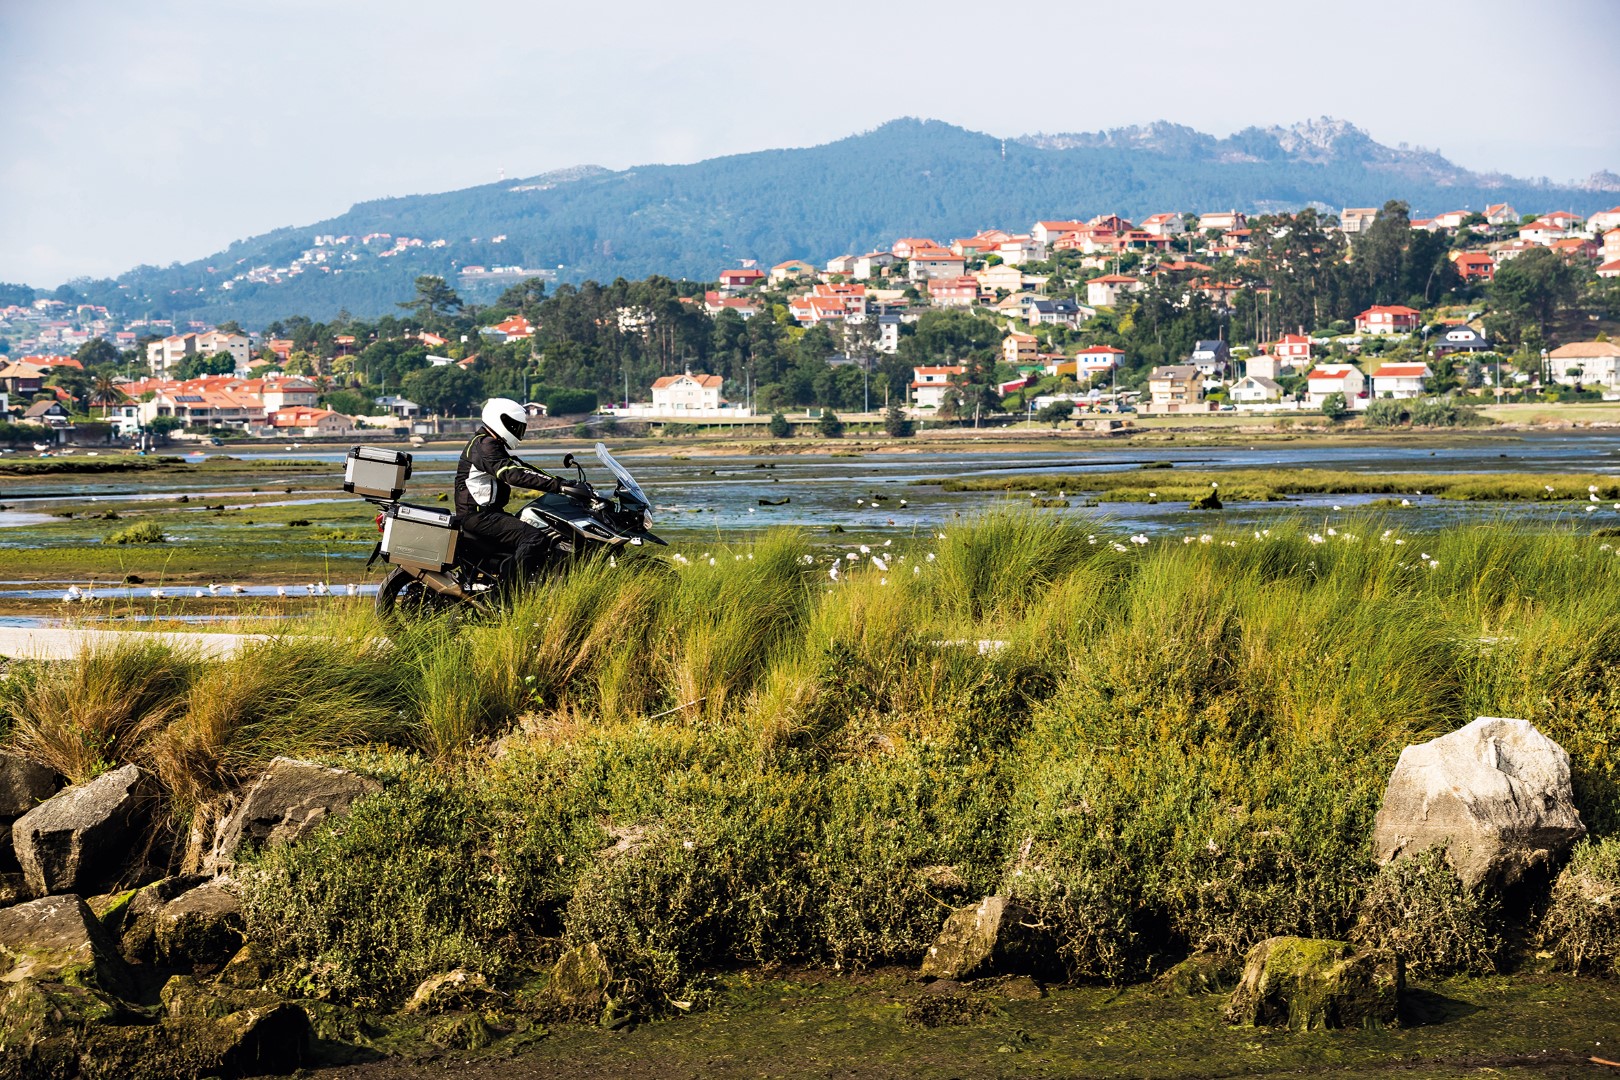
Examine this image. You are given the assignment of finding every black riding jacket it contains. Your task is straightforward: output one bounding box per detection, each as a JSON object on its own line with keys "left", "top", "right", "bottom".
{"left": 454, "top": 429, "right": 561, "bottom": 516}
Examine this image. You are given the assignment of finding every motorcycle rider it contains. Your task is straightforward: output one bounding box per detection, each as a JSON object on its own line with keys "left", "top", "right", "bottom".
{"left": 454, "top": 398, "right": 584, "bottom": 575}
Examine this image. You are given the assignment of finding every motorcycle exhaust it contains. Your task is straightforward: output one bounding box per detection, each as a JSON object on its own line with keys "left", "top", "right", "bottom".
{"left": 417, "top": 570, "right": 469, "bottom": 599}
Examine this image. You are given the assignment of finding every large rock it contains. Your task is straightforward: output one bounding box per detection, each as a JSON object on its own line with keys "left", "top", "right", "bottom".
{"left": 12, "top": 764, "right": 157, "bottom": 898}
{"left": 545, "top": 942, "right": 615, "bottom": 1018}
{"left": 154, "top": 879, "right": 244, "bottom": 970}
{"left": 1372, "top": 716, "right": 1586, "bottom": 890}
{"left": 919, "top": 895, "right": 1041, "bottom": 980}
{"left": 105, "top": 875, "right": 206, "bottom": 965}
{"left": 405, "top": 968, "right": 496, "bottom": 1014}
{"left": 204, "top": 757, "right": 379, "bottom": 872}
{"left": 0, "top": 754, "right": 57, "bottom": 819}
{"left": 0, "top": 900, "right": 306, "bottom": 1080}
{"left": 1224, "top": 937, "right": 1402, "bottom": 1030}
{"left": 0, "top": 893, "right": 132, "bottom": 995}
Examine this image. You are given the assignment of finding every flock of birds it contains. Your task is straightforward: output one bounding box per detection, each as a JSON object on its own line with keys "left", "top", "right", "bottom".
{"left": 61, "top": 581, "right": 361, "bottom": 602}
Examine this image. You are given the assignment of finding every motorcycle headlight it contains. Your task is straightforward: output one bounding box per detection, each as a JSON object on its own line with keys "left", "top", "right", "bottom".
{"left": 642, "top": 508, "right": 654, "bottom": 530}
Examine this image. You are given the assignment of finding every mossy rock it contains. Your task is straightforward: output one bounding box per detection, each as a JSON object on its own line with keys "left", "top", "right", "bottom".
{"left": 1223, "top": 937, "right": 1402, "bottom": 1031}
{"left": 543, "top": 942, "right": 613, "bottom": 1019}
{"left": 1156, "top": 951, "right": 1240, "bottom": 997}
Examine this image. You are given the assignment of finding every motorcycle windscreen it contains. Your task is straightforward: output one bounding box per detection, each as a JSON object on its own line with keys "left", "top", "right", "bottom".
{"left": 595, "top": 442, "right": 651, "bottom": 506}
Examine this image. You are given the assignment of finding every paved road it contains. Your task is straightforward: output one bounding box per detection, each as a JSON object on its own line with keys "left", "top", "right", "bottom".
{"left": 0, "top": 627, "right": 270, "bottom": 660}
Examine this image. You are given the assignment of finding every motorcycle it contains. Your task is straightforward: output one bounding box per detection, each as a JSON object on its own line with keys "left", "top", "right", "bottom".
{"left": 347, "top": 441, "right": 665, "bottom": 625}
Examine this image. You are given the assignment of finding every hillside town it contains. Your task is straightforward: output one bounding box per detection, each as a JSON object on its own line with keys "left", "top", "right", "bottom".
{"left": 4, "top": 199, "right": 1620, "bottom": 441}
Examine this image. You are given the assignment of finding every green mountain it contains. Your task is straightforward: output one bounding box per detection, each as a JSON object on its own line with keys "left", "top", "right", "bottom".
{"left": 64, "top": 117, "right": 1619, "bottom": 325}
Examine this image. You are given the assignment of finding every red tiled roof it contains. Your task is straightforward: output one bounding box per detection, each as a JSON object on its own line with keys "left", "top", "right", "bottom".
{"left": 651, "top": 373, "right": 723, "bottom": 389}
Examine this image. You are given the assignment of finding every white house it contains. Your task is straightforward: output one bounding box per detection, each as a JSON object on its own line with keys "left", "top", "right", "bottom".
{"left": 907, "top": 250, "right": 967, "bottom": 281}
{"left": 1549, "top": 342, "right": 1620, "bottom": 389}
{"left": 1086, "top": 274, "right": 1142, "bottom": 308}
{"left": 651, "top": 370, "right": 724, "bottom": 412}
{"left": 1270, "top": 334, "right": 1312, "bottom": 371}
{"left": 853, "top": 251, "right": 898, "bottom": 280}
{"left": 1139, "top": 212, "right": 1185, "bottom": 237}
{"left": 995, "top": 236, "right": 1044, "bottom": 265}
{"left": 1588, "top": 207, "right": 1620, "bottom": 234}
{"left": 1074, "top": 345, "right": 1124, "bottom": 377}
{"left": 1025, "top": 298, "right": 1088, "bottom": 328}
{"left": 1484, "top": 203, "right": 1519, "bottom": 227}
{"left": 1306, "top": 364, "right": 1366, "bottom": 408}
{"left": 1031, "top": 221, "right": 1088, "bottom": 247}
{"left": 1198, "top": 210, "right": 1246, "bottom": 232}
{"left": 1519, "top": 220, "right": 1569, "bottom": 245}
{"left": 1340, "top": 208, "right": 1380, "bottom": 234}
{"left": 1190, "top": 339, "right": 1232, "bottom": 377}
{"left": 146, "top": 330, "right": 251, "bottom": 377}
{"left": 1228, "top": 374, "right": 1283, "bottom": 404}
{"left": 910, "top": 365, "right": 964, "bottom": 412}
{"left": 1369, "top": 363, "right": 1432, "bottom": 399}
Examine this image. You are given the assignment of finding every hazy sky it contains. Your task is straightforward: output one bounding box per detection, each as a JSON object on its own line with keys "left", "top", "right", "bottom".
{"left": 3, "top": 0, "right": 1616, "bottom": 287}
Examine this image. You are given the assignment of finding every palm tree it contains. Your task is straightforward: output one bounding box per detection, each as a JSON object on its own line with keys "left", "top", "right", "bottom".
{"left": 91, "top": 375, "right": 121, "bottom": 418}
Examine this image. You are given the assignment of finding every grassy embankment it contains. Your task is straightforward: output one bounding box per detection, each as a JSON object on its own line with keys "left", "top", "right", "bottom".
{"left": 939, "top": 467, "right": 1620, "bottom": 505}
{"left": 2, "top": 514, "right": 1618, "bottom": 1029}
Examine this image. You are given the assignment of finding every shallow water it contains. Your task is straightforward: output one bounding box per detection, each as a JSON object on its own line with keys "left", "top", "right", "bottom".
{"left": 7, "top": 433, "right": 1620, "bottom": 549}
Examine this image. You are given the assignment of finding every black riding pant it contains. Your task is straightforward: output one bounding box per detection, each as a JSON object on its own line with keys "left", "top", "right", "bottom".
{"left": 461, "top": 509, "right": 551, "bottom": 575}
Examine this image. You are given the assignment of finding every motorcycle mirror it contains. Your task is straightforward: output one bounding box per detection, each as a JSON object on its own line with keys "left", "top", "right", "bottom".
{"left": 562, "top": 453, "right": 576, "bottom": 469}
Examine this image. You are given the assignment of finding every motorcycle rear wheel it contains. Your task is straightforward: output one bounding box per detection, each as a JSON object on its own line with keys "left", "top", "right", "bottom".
{"left": 374, "top": 567, "right": 467, "bottom": 631}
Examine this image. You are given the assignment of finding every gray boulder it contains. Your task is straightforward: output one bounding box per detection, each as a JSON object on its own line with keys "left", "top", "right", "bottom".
{"left": 0, "top": 753, "right": 57, "bottom": 818}
{"left": 11, "top": 764, "right": 157, "bottom": 897}
{"left": 1371, "top": 716, "right": 1586, "bottom": 890}
{"left": 1224, "top": 937, "right": 1402, "bottom": 1030}
{"left": 155, "top": 879, "right": 244, "bottom": 970}
{"left": 107, "top": 874, "right": 206, "bottom": 965}
{"left": 0, "top": 893, "right": 132, "bottom": 995}
{"left": 204, "top": 757, "right": 379, "bottom": 872}
{"left": 919, "top": 895, "right": 1041, "bottom": 980}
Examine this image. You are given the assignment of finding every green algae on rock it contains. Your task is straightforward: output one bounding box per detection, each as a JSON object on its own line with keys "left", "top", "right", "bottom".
{"left": 1224, "top": 936, "right": 1402, "bottom": 1031}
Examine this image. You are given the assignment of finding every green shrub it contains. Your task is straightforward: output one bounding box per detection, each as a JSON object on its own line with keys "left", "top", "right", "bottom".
{"left": 1540, "top": 837, "right": 1620, "bottom": 975}
{"left": 544, "top": 388, "right": 598, "bottom": 415}
{"left": 1363, "top": 398, "right": 1407, "bottom": 427}
{"left": 768, "top": 412, "right": 791, "bottom": 438}
{"left": 818, "top": 410, "right": 845, "bottom": 438}
{"left": 1409, "top": 396, "right": 1482, "bottom": 427}
{"left": 236, "top": 759, "right": 511, "bottom": 1009}
{"left": 103, "top": 520, "right": 166, "bottom": 544}
{"left": 1351, "top": 849, "right": 1499, "bottom": 977}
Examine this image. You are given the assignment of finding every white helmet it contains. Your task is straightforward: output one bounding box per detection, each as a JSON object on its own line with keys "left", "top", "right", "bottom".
{"left": 481, "top": 397, "right": 527, "bottom": 449}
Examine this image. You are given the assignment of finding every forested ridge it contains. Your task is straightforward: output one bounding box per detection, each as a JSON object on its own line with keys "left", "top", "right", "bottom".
{"left": 43, "top": 118, "right": 1618, "bottom": 324}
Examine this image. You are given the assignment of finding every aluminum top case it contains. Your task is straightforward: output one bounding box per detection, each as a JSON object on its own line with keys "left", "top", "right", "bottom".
{"left": 380, "top": 502, "right": 459, "bottom": 572}
{"left": 344, "top": 445, "right": 412, "bottom": 501}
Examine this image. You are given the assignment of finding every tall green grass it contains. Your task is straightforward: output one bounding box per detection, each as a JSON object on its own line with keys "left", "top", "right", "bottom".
{"left": 7, "top": 514, "right": 1620, "bottom": 1008}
